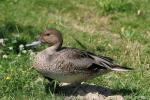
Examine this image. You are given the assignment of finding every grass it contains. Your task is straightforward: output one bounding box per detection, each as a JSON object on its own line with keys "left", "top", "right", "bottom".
{"left": 0, "top": 0, "right": 150, "bottom": 99}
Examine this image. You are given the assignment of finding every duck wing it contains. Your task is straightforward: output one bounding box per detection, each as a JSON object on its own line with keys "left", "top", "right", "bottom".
{"left": 51, "top": 48, "right": 132, "bottom": 73}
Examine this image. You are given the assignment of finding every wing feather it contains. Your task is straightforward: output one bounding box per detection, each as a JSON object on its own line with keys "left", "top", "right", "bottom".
{"left": 51, "top": 48, "right": 132, "bottom": 73}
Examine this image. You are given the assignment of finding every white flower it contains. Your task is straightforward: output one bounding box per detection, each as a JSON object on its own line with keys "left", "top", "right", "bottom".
{"left": 137, "top": 10, "right": 141, "bottom": 15}
{"left": 0, "top": 39, "right": 4, "bottom": 43}
{"left": 17, "top": 54, "right": 21, "bottom": 57}
{"left": 22, "top": 50, "right": 27, "bottom": 54}
{"left": 0, "top": 38, "right": 5, "bottom": 46}
{"left": 8, "top": 47, "right": 13, "bottom": 50}
{"left": 2, "top": 55, "right": 8, "bottom": 59}
{"left": 19, "top": 44, "right": 24, "bottom": 51}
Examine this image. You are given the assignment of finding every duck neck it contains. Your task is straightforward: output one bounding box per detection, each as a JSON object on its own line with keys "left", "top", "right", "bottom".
{"left": 44, "top": 43, "right": 62, "bottom": 55}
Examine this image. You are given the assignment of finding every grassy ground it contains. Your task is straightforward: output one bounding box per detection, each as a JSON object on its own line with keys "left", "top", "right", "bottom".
{"left": 0, "top": 0, "right": 150, "bottom": 99}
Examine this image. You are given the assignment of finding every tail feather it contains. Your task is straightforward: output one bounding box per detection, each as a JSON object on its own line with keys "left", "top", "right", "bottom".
{"left": 90, "top": 54, "right": 133, "bottom": 72}
{"left": 111, "top": 65, "right": 133, "bottom": 71}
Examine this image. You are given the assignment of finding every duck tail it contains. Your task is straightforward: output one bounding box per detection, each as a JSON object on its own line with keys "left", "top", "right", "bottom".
{"left": 111, "top": 65, "right": 133, "bottom": 72}
{"left": 90, "top": 54, "right": 133, "bottom": 72}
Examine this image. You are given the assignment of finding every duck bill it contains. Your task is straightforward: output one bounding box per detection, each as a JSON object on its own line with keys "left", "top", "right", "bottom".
{"left": 26, "top": 39, "right": 42, "bottom": 47}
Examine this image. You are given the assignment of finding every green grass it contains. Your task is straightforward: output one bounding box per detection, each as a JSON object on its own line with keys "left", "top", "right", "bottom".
{"left": 0, "top": 0, "right": 150, "bottom": 99}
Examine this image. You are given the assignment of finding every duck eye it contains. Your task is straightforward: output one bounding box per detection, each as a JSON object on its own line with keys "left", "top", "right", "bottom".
{"left": 45, "top": 33, "right": 50, "bottom": 36}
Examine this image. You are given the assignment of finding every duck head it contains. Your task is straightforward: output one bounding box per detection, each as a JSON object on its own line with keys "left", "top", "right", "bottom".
{"left": 26, "top": 28, "right": 63, "bottom": 50}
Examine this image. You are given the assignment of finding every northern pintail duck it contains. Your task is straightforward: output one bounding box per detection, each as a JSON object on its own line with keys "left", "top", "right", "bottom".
{"left": 26, "top": 28, "right": 132, "bottom": 85}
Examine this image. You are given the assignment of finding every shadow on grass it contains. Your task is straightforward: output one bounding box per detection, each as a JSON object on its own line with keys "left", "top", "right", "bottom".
{"left": 0, "top": 21, "right": 39, "bottom": 38}
{"left": 45, "top": 83, "right": 111, "bottom": 96}
{"left": 45, "top": 83, "right": 138, "bottom": 97}
{"left": 112, "top": 88, "right": 138, "bottom": 96}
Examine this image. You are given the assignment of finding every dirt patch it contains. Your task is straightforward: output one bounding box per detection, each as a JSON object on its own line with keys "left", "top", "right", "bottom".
{"left": 54, "top": 83, "right": 124, "bottom": 100}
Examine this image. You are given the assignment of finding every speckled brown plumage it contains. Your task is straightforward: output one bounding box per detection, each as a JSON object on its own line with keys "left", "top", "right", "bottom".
{"left": 27, "top": 28, "right": 132, "bottom": 84}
